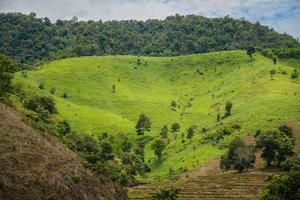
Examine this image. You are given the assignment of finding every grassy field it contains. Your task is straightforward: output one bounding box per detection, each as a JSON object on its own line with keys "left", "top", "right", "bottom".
{"left": 15, "top": 50, "right": 300, "bottom": 179}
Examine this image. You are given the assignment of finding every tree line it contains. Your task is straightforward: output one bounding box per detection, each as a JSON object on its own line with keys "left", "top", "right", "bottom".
{"left": 0, "top": 12, "right": 299, "bottom": 67}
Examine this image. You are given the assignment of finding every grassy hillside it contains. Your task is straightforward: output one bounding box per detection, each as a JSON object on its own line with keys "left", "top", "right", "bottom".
{"left": 0, "top": 103, "right": 126, "bottom": 200}
{"left": 15, "top": 50, "right": 300, "bottom": 179}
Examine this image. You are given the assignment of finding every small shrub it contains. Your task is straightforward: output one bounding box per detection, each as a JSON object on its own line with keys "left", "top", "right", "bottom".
{"left": 291, "top": 69, "right": 299, "bottom": 79}
{"left": 38, "top": 83, "right": 44, "bottom": 90}
{"left": 50, "top": 87, "right": 56, "bottom": 95}
{"left": 63, "top": 92, "right": 67, "bottom": 98}
{"left": 71, "top": 175, "right": 80, "bottom": 183}
{"left": 151, "top": 187, "right": 181, "bottom": 200}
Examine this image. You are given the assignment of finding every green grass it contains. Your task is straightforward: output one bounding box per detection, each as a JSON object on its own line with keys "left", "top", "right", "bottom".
{"left": 15, "top": 50, "right": 300, "bottom": 179}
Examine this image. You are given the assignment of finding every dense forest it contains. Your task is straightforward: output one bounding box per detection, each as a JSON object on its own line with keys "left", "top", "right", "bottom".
{"left": 0, "top": 12, "right": 299, "bottom": 67}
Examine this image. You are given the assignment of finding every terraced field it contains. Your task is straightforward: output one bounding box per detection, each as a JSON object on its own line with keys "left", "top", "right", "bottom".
{"left": 128, "top": 172, "right": 272, "bottom": 200}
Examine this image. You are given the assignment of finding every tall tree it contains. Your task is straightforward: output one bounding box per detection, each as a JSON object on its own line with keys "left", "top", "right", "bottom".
{"left": 0, "top": 55, "right": 17, "bottom": 99}
{"left": 135, "top": 114, "right": 151, "bottom": 135}
{"left": 151, "top": 139, "right": 166, "bottom": 160}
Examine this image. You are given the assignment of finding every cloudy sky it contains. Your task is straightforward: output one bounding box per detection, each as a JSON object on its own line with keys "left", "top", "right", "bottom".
{"left": 0, "top": 0, "right": 300, "bottom": 39}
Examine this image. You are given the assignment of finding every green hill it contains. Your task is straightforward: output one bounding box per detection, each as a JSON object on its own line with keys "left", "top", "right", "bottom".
{"left": 15, "top": 50, "right": 300, "bottom": 179}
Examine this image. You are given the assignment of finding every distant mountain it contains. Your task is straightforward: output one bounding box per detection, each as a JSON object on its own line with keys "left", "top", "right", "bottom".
{"left": 0, "top": 12, "right": 299, "bottom": 66}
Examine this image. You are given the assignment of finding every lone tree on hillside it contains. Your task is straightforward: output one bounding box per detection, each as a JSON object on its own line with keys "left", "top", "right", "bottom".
{"left": 171, "top": 122, "right": 181, "bottom": 133}
{"left": 0, "top": 55, "right": 17, "bottom": 99}
{"left": 137, "top": 58, "right": 141, "bottom": 66}
{"left": 160, "top": 125, "right": 169, "bottom": 140}
{"left": 224, "top": 101, "right": 233, "bottom": 118}
{"left": 273, "top": 57, "right": 277, "bottom": 65}
{"left": 112, "top": 84, "right": 116, "bottom": 93}
{"left": 135, "top": 114, "right": 151, "bottom": 135}
{"left": 220, "top": 137, "right": 256, "bottom": 172}
{"left": 170, "top": 100, "right": 177, "bottom": 110}
{"left": 186, "top": 126, "right": 195, "bottom": 140}
{"left": 247, "top": 47, "right": 255, "bottom": 60}
{"left": 151, "top": 139, "right": 166, "bottom": 160}
{"left": 291, "top": 69, "right": 299, "bottom": 80}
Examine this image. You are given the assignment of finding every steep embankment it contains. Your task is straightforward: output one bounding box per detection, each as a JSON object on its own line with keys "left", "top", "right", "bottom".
{"left": 0, "top": 104, "right": 126, "bottom": 200}
{"left": 15, "top": 50, "right": 300, "bottom": 179}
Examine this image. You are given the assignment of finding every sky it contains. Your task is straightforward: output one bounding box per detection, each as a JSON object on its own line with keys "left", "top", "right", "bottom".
{"left": 0, "top": 0, "right": 300, "bottom": 39}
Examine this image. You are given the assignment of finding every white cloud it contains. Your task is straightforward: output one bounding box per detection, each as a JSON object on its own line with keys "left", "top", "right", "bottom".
{"left": 0, "top": 0, "right": 299, "bottom": 38}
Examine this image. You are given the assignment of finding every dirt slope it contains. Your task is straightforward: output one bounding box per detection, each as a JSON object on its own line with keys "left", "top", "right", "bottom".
{"left": 0, "top": 104, "right": 126, "bottom": 200}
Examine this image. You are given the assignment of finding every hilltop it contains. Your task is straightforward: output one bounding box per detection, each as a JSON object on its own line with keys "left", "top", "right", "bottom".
{"left": 15, "top": 50, "right": 300, "bottom": 179}
{"left": 0, "top": 103, "right": 126, "bottom": 200}
{"left": 0, "top": 13, "right": 299, "bottom": 66}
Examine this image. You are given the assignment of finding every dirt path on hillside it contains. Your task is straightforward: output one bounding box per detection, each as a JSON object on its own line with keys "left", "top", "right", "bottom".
{"left": 180, "top": 159, "right": 222, "bottom": 179}
{"left": 288, "top": 121, "right": 300, "bottom": 152}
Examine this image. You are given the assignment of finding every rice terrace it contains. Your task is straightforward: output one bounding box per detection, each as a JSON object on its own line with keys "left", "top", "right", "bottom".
{"left": 0, "top": 1, "right": 300, "bottom": 200}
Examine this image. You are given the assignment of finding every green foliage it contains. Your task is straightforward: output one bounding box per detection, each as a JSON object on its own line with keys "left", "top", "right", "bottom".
{"left": 170, "top": 100, "right": 177, "bottom": 110}
{"left": 259, "top": 170, "right": 300, "bottom": 200}
{"left": 291, "top": 69, "right": 299, "bottom": 80}
{"left": 151, "top": 187, "right": 181, "bottom": 200}
{"left": 220, "top": 137, "right": 255, "bottom": 172}
{"left": 255, "top": 128, "right": 295, "bottom": 167}
{"left": 247, "top": 47, "right": 256, "bottom": 59}
{"left": 24, "top": 95, "right": 57, "bottom": 121}
{"left": 63, "top": 132, "right": 144, "bottom": 186}
{"left": 99, "top": 139, "right": 115, "bottom": 161}
{"left": 224, "top": 101, "right": 233, "bottom": 118}
{"left": 135, "top": 114, "right": 151, "bottom": 135}
{"left": 63, "top": 91, "right": 68, "bottom": 98}
{"left": 171, "top": 122, "right": 180, "bottom": 133}
{"left": 38, "top": 83, "right": 44, "bottom": 90}
{"left": 281, "top": 155, "right": 300, "bottom": 172}
{"left": 273, "top": 57, "right": 277, "bottom": 65}
{"left": 160, "top": 125, "right": 169, "bottom": 140}
{"left": 151, "top": 139, "right": 166, "bottom": 160}
{"left": 1, "top": 13, "right": 299, "bottom": 66}
{"left": 0, "top": 55, "right": 17, "bottom": 99}
{"left": 50, "top": 87, "right": 56, "bottom": 95}
{"left": 186, "top": 126, "right": 195, "bottom": 140}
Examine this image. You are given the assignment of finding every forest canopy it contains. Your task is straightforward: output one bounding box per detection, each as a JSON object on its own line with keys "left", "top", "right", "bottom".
{"left": 0, "top": 12, "right": 299, "bottom": 66}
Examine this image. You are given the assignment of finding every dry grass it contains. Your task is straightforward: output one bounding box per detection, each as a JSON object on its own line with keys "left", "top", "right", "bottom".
{"left": 0, "top": 103, "right": 126, "bottom": 200}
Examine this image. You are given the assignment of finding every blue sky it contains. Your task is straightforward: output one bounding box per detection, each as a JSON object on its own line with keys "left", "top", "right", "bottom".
{"left": 0, "top": 0, "right": 299, "bottom": 39}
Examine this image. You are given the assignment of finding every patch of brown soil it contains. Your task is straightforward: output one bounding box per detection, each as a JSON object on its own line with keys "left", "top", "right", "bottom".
{"left": 287, "top": 121, "right": 300, "bottom": 152}
{"left": 180, "top": 159, "right": 222, "bottom": 179}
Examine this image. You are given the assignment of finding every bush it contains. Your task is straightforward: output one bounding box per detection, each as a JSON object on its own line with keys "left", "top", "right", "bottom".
{"left": 255, "top": 130, "right": 294, "bottom": 167}
{"left": 25, "top": 95, "right": 57, "bottom": 114}
{"left": 151, "top": 187, "right": 181, "bottom": 200}
{"left": 259, "top": 170, "right": 300, "bottom": 200}
{"left": 171, "top": 122, "right": 180, "bottom": 133}
{"left": 291, "top": 69, "right": 299, "bottom": 80}
{"left": 38, "top": 83, "right": 44, "bottom": 90}
{"left": 220, "top": 137, "right": 256, "bottom": 172}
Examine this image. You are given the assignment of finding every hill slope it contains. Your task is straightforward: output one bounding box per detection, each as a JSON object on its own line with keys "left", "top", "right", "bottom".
{"left": 15, "top": 50, "right": 300, "bottom": 179}
{"left": 0, "top": 103, "right": 126, "bottom": 200}
{"left": 128, "top": 172, "right": 272, "bottom": 200}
